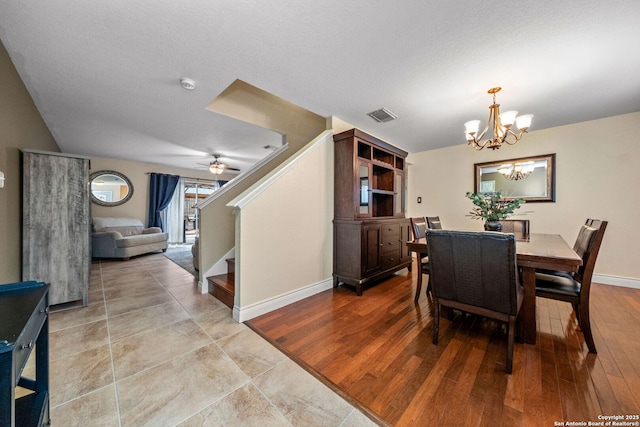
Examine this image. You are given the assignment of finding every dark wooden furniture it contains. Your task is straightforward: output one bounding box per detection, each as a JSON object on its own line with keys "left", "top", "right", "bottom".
{"left": 0, "top": 281, "right": 50, "bottom": 427}
{"left": 427, "top": 230, "right": 523, "bottom": 373}
{"left": 333, "top": 129, "right": 411, "bottom": 295}
{"left": 426, "top": 216, "right": 442, "bottom": 230}
{"left": 535, "top": 219, "right": 607, "bottom": 353}
{"left": 407, "top": 233, "right": 582, "bottom": 344}
{"left": 22, "top": 150, "right": 90, "bottom": 306}
{"left": 409, "top": 217, "right": 430, "bottom": 304}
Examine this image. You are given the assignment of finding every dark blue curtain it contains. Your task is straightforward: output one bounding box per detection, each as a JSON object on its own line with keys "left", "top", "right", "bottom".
{"left": 147, "top": 173, "right": 180, "bottom": 230}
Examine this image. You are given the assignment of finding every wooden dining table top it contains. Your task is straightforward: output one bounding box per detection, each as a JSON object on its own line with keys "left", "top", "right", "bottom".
{"left": 407, "top": 233, "right": 582, "bottom": 271}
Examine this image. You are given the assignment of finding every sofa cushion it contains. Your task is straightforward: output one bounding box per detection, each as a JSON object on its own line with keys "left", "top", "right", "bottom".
{"left": 94, "top": 217, "right": 145, "bottom": 236}
{"left": 116, "top": 232, "right": 168, "bottom": 248}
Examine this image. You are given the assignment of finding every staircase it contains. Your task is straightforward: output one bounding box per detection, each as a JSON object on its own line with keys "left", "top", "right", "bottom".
{"left": 207, "top": 258, "right": 235, "bottom": 308}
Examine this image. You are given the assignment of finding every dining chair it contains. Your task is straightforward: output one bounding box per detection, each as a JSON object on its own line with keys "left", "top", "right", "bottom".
{"left": 427, "top": 229, "right": 523, "bottom": 373}
{"left": 498, "top": 219, "right": 530, "bottom": 240}
{"left": 535, "top": 219, "right": 607, "bottom": 353}
{"left": 426, "top": 216, "right": 442, "bottom": 230}
{"left": 409, "top": 217, "right": 430, "bottom": 304}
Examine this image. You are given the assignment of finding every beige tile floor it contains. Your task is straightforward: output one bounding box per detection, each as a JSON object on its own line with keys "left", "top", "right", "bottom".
{"left": 34, "top": 253, "right": 377, "bottom": 426}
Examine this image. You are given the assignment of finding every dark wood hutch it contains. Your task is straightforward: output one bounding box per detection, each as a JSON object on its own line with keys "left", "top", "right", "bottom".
{"left": 333, "top": 129, "right": 412, "bottom": 295}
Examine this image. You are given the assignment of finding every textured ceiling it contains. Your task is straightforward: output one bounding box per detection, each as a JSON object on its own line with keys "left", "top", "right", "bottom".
{"left": 1, "top": 1, "right": 639, "bottom": 173}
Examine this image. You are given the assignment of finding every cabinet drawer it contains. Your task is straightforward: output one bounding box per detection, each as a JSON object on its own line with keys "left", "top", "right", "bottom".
{"left": 381, "top": 238, "right": 399, "bottom": 254}
{"left": 13, "top": 295, "right": 47, "bottom": 384}
{"left": 381, "top": 253, "right": 400, "bottom": 270}
{"left": 381, "top": 223, "right": 400, "bottom": 238}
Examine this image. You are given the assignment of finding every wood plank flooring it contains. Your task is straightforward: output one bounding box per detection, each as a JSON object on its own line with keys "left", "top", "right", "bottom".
{"left": 247, "top": 262, "right": 640, "bottom": 426}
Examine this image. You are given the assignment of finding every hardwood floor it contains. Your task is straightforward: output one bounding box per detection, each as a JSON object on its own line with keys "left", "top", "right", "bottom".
{"left": 247, "top": 262, "right": 640, "bottom": 426}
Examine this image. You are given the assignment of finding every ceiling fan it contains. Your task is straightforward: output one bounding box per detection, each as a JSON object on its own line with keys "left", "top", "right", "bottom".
{"left": 199, "top": 154, "right": 241, "bottom": 175}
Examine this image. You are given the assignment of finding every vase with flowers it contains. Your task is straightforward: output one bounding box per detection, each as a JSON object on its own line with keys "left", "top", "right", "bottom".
{"left": 465, "top": 191, "right": 525, "bottom": 231}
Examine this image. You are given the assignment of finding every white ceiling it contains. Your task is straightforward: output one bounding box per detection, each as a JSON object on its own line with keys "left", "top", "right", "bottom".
{"left": 1, "top": 1, "right": 639, "bottom": 174}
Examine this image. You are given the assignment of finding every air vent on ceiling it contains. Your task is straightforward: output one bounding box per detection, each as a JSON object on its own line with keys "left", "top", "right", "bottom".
{"left": 367, "top": 107, "right": 398, "bottom": 123}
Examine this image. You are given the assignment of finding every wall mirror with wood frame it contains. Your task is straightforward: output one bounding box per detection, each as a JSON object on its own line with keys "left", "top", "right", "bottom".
{"left": 89, "top": 170, "right": 134, "bottom": 206}
{"left": 474, "top": 153, "right": 555, "bottom": 202}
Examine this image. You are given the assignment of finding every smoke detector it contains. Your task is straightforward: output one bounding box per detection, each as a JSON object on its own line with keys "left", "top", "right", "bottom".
{"left": 180, "top": 78, "right": 196, "bottom": 90}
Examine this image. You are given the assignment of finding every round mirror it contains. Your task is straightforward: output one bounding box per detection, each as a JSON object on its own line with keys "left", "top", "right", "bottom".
{"left": 89, "top": 170, "right": 134, "bottom": 206}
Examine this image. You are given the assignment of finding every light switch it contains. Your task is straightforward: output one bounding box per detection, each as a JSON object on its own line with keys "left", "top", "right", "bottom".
{"left": 0, "top": 171, "right": 4, "bottom": 188}
{"left": 417, "top": 196, "right": 422, "bottom": 204}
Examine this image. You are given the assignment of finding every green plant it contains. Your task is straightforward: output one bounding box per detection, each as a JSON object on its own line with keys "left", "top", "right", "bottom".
{"left": 465, "top": 191, "right": 525, "bottom": 221}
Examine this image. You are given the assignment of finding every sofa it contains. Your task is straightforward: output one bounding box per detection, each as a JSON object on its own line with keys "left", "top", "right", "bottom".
{"left": 92, "top": 217, "right": 168, "bottom": 260}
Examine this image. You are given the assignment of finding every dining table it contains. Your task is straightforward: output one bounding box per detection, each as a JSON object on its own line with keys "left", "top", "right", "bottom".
{"left": 406, "top": 233, "right": 582, "bottom": 344}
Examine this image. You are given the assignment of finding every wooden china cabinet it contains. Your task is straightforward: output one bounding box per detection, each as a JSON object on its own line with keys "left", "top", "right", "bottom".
{"left": 333, "top": 129, "right": 412, "bottom": 295}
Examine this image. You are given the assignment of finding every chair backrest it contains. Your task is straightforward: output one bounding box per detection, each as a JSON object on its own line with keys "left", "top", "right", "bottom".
{"left": 410, "top": 217, "right": 427, "bottom": 240}
{"left": 426, "top": 216, "right": 442, "bottom": 230}
{"left": 426, "top": 229, "right": 521, "bottom": 316}
{"left": 573, "top": 219, "right": 608, "bottom": 287}
{"left": 498, "top": 219, "right": 530, "bottom": 239}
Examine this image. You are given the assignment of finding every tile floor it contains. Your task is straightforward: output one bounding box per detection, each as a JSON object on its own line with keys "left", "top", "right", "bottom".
{"left": 26, "top": 253, "right": 377, "bottom": 426}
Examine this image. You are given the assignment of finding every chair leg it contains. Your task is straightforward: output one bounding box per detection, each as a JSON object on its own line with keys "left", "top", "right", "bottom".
{"left": 578, "top": 303, "right": 597, "bottom": 353}
{"left": 433, "top": 301, "right": 440, "bottom": 344}
{"left": 414, "top": 262, "right": 423, "bottom": 305}
{"left": 506, "top": 316, "right": 516, "bottom": 374}
{"left": 572, "top": 302, "right": 580, "bottom": 325}
{"left": 426, "top": 276, "right": 432, "bottom": 297}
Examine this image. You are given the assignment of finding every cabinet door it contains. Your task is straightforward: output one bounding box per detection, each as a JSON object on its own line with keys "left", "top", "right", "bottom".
{"left": 356, "top": 161, "right": 371, "bottom": 218}
{"left": 362, "top": 224, "right": 381, "bottom": 275}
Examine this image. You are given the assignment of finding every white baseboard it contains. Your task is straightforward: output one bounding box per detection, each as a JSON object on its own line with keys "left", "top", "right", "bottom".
{"left": 593, "top": 274, "right": 640, "bottom": 289}
{"left": 233, "top": 278, "right": 334, "bottom": 323}
{"left": 197, "top": 279, "right": 206, "bottom": 294}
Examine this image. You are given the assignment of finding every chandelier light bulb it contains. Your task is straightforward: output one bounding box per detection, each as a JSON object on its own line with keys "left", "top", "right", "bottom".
{"left": 516, "top": 114, "right": 533, "bottom": 131}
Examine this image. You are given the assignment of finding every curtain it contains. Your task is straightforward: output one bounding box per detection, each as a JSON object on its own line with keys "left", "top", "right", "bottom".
{"left": 164, "top": 177, "right": 185, "bottom": 244}
{"left": 147, "top": 173, "right": 180, "bottom": 230}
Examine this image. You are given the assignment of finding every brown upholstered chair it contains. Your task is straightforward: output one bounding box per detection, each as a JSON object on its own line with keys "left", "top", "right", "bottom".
{"left": 535, "top": 219, "right": 607, "bottom": 353}
{"left": 427, "top": 229, "right": 523, "bottom": 373}
{"left": 426, "top": 216, "right": 442, "bottom": 230}
{"left": 498, "top": 219, "right": 530, "bottom": 240}
{"left": 410, "top": 217, "right": 430, "bottom": 304}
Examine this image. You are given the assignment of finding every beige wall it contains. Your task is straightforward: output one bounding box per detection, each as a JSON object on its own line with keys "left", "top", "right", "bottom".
{"left": 0, "top": 40, "right": 60, "bottom": 283}
{"left": 90, "top": 156, "right": 215, "bottom": 224}
{"left": 407, "top": 111, "right": 640, "bottom": 281}
{"left": 235, "top": 133, "right": 334, "bottom": 308}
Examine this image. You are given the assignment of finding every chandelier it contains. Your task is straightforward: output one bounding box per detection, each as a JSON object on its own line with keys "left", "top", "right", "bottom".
{"left": 464, "top": 87, "right": 533, "bottom": 150}
{"left": 497, "top": 162, "right": 534, "bottom": 180}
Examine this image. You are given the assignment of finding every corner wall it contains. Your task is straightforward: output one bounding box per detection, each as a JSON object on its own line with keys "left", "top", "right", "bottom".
{"left": 407, "top": 111, "right": 640, "bottom": 284}
{"left": 0, "top": 40, "right": 60, "bottom": 283}
{"left": 229, "top": 132, "right": 334, "bottom": 321}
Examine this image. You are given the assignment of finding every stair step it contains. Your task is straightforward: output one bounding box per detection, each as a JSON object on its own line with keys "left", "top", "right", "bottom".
{"left": 207, "top": 273, "right": 234, "bottom": 308}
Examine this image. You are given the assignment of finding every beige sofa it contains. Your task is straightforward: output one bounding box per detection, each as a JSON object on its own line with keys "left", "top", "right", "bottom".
{"left": 92, "top": 217, "right": 168, "bottom": 260}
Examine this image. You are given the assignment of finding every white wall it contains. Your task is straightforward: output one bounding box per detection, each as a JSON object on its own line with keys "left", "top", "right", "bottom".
{"left": 407, "top": 112, "right": 640, "bottom": 283}
{"left": 229, "top": 132, "right": 334, "bottom": 321}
